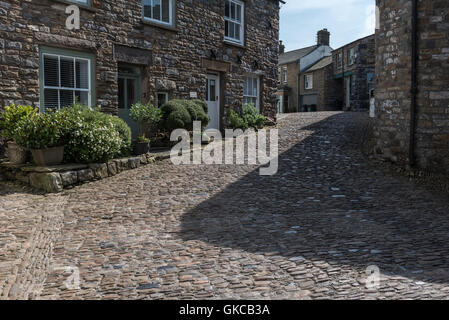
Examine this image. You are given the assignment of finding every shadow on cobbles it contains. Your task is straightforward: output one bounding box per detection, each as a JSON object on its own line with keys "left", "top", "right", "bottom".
{"left": 181, "top": 113, "right": 449, "bottom": 284}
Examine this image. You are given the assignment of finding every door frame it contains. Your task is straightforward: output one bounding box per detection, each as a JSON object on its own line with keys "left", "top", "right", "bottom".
{"left": 206, "top": 73, "right": 221, "bottom": 131}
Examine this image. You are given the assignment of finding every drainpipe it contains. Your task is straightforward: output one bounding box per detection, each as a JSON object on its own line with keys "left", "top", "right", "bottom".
{"left": 409, "top": 0, "right": 418, "bottom": 167}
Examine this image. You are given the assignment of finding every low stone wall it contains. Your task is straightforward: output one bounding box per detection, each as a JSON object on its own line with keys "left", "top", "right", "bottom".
{"left": 0, "top": 153, "right": 164, "bottom": 193}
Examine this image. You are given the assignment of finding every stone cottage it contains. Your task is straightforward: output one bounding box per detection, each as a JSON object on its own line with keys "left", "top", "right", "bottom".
{"left": 0, "top": 0, "right": 281, "bottom": 139}
{"left": 374, "top": 0, "right": 449, "bottom": 172}
{"left": 332, "top": 34, "right": 375, "bottom": 111}
{"left": 298, "top": 55, "right": 340, "bottom": 112}
{"left": 277, "top": 29, "right": 333, "bottom": 113}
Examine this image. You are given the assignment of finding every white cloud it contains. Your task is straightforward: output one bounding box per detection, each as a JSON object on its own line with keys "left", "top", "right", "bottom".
{"left": 362, "top": 4, "right": 376, "bottom": 37}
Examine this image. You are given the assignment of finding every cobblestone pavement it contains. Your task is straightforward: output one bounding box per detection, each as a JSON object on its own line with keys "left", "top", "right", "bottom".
{"left": 2, "top": 112, "right": 449, "bottom": 300}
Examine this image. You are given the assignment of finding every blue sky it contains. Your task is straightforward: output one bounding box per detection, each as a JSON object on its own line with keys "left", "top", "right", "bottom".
{"left": 280, "top": 0, "right": 376, "bottom": 51}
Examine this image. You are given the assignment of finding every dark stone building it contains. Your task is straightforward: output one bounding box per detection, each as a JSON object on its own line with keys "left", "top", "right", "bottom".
{"left": 332, "top": 34, "right": 375, "bottom": 111}
{"left": 0, "top": 0, "right": 281, "bottom": 139}
{"left": 374, "top": 0, "right": 449, "bottom": 172}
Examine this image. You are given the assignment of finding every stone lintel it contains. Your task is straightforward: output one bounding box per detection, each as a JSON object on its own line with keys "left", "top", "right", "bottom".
{"left": 114, "top": 44, "right": 153, "bottom": 66}
{"left": 202, "top": 58, "right": 231, "bottom": 73}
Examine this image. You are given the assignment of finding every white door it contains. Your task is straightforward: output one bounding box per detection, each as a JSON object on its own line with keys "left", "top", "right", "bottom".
{"left": 206, "top": 74, "right": 220, "bottom": 131}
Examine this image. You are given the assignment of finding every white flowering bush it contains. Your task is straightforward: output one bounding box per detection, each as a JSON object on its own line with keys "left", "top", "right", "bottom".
{"left": 60, "top": 105, "right": 125, "bottom": 163}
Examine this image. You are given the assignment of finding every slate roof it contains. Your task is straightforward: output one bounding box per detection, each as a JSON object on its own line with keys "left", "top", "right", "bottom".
{"left": 306, "top": 55, "right": 333, "bottom": 72}
{"left": 279, "top": 45, "right": 318, "bottom": 65}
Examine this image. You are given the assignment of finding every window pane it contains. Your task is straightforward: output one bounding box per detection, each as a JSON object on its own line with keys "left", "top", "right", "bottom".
{"left": 76, "top": 59, "right": 89, "bottom": 89}
{"left": 153, "top": 0, "right": 161, "bottom": 20}
{"left": 209, "top": 80, "right": 216, "bottom": 102}
{"left": 162, "top": 0, "right": 170, "bottom": 23}
{"left": 247, "top": 77, "right": 252, "bottom": 95}
{"left": 75, "top": 91, "right": 88, "bottom": 106}
{"left": 235, "top": 23, "right": 240, "bottom": 40}
{"left": 44, "top": 55, "right": 59, "bottom": 87}
{"left": 225, "top": 1, "right": 230, "bottom": 18}
{"left": 236, "top": 4, "right": 241, "bottom": 22}
{"left": 143, "top": 0, "right": 152, "bottom": 18}
{"left": 60, "top": 57, "right": 74, "bottom": 88}
{"left": 60, "top": 90, "right": 74, "bottom": 108}
{"left": 231, "top": 2, "right": 235, "bottom": 19}
{"left": 44, "top": 89, "right": 59, "bottom": 111}
{"left": 229, "top": 22, "right": 235, "bottom": 39}
{"left": 253, "top": 78, "right": 258, "bottom": 96}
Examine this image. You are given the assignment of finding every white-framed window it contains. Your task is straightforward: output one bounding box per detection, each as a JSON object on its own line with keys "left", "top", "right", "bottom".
{"left": 157, "top": 92, "right": 169, "bottom": 108}
{"left": 243, "top": 76, "right": 260, "bottom": 111}
{"left": 69, "top": 0, "right": 90, "bottom": 5}
{"left": 348, "top": 47, "right": 355, "bottom": 65}
{"left": 41, "top": 51, "right": 92, "bottom": 111}
{"left": 305, "top": 74, "right": 313, "bottom": 90}
{"left": 337, "top": 52, "right": 343, "bottom": 68}
{"left": 143, "top": 0, "right": 174, "bottom": 26}
{"left": 224, "top": 0, "right": 244, "bottom": 45}
{"left": 282, "top": 66, "right": 287, "bottom": 84}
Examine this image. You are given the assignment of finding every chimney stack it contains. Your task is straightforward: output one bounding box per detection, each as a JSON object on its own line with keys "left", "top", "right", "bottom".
{"left": 317, "top": 29, "right": 330, "bottom": 46}
{"left": 279, "top": 40, "right": 285, "bottom": 54}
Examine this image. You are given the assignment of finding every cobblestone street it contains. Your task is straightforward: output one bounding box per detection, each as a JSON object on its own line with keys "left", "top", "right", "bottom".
{"left": 2, "top": 112, "right": 449, "bottom": 300}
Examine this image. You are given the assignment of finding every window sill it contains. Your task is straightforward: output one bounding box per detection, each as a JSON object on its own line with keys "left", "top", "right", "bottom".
{"left": 51, "top": 0, "right": 99, "bottom": 13}
{"left": 141, "top": 19, "right": 178, "bottom": 32}
{"left": 223, "top": 40, "right": 246, "bottom": 50}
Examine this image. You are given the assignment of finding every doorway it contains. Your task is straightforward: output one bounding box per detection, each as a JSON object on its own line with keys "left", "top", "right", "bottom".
{"left": 118, "top": 65, "right": 141, "bottom": 140}
{"left": 206, "top": 74, "right": 220, "bottom": 131}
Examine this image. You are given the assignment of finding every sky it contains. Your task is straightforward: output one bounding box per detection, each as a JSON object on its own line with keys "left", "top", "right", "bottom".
{"left": 279, "top": 0, "right": 376, "bottom": 52}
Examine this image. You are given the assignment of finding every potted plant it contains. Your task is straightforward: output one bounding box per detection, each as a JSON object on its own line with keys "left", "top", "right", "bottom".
{"left": 130, "top": 102, "right": 162, "bottom": 155}
{"left": 0, "top": 104, "right": 37, "bottom": 164}
{"left": 13, "top": 111, "right": 66, "bottom": 166}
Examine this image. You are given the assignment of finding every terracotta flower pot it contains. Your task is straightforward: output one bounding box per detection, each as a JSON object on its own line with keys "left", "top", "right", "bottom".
{"left": 133, "top": 141, "right": 151, "bottom": 156}
{"left": 31, "top": 146, "right": 64, "bottom": 166}
{"left": 6, "top": 141, "right": 27, "bottom": 164}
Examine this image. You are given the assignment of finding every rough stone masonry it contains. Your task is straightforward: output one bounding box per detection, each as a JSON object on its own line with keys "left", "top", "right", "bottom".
{"left": 374, "top": 0, "right": 449, "bottom": 172}
{"left": 0, "top": 0, "right": 280, "bottom": 125}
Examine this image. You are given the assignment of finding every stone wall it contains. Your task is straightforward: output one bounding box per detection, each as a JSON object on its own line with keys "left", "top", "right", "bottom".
{"left": 299, "top": 62, "right": 340, "bottom": 112}
{"left": 0, "top": 0, "right": 280, "bottom": 122}
{"left": 281, "top": 60, "right": 299, "bottom": 112}
{"left": 332, "top": 34, "right": 375, "bottom": 111}
{"left": 374, "top": 0, "right": 449, "bottom": 172}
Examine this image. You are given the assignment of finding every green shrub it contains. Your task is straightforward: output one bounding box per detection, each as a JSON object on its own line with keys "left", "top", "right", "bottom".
{"left": 0, "top": 104, "right": 38, "bottom": 140}
{"left": 161, "top": 100, "right": 192, "bottom": 131}
{"left": 191, "top": 99, "right": 208, "bottom": 114}
{"left": 130, "top": 102, "right": 162, "bottom": 141}
{"left": 229, "top": 109, "right": 249, "bottom": 130}
{"left": 228, "top": 103, "right": 266, "bottom": 130}
{"left": 242, "top": 103, "right": 266, "bottom": 128}
{"left": 161, "top": 99, "right": 209, "bottom": 131}
{"left": 185, "top": 100, "right": 210, "bottom": 128}
{"left": 110, "top": 116, "right": 132, "bottom": 157}
{"left": 13, "top": 111, "right": 65, "bottom": 150}
{"left": 59, "top": 105, "right": 123, "bottom": 163}
{"left": 165, "top": 108, "right": 192, "bottom": 132}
